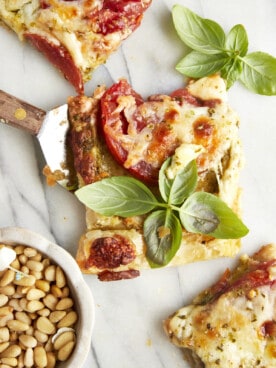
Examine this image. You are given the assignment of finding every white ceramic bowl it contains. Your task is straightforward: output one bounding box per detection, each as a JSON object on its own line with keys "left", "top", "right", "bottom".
{"left": 0, "top": 226, "right": 94, "bottom": 368}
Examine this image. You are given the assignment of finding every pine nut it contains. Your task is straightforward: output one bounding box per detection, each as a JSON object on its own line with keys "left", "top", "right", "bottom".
{"left": 26, "top": 260, "right": 43, "bottom": 272}
{"left": 57, "top": 340, "right": 75, "bottom": 361}
{"left": 34, "top": 330, "right": 48, "bottom": 344}
{"left": 0, "top": 344, "right": 21, "bottom": 358}
{"left": 23, "top": 247, "right": 37, "bottom": 258}
{"left": 0, "top": 342, "right": 9, "bottom": 353}
{"left": 50, "top": 285, "right": 62, "bottom": 298}
{"left": 0, "top": 270, "right": 15, "bottom": 287}
{"left": 0, "top": 295, "right": 8, "bottom": 307}
{"left": 53, "top": 331, "right": 75, "bottom": 350}
{"left": 7, "top": 320, "right": 29, "bottom": 332}
{"left": 57, "top": 311, "right": 78, "bottom": 328}
{"left": 15, "top": 312, "right": 31, "bottom": 325}
{"left": 55, "top": 298, "right": 73, "bottom": 311}
{"left": 49, "top": 311, "right": 66, "bottom": 324}
{"left": 0, "top": 286, "right": 15, "bottom": 296}
{"left": 13, "top": 275, "right": 36, "bottom": 287}
{"left": 8, "top": 299, "right": 22, "bottom": 312}
{"left": 24, "top": 347, "right": 34, "bottom": 367}
{"left": 26, "top": 300, "right": 44, "bottom": 313}
{"left": 35, "top": 280, "right": 50, "bottom": 293}
{"left": 0, "top": 327, "right": 9, "bottom": 343}
{"left": 43, "top": 294, "right": 57, "bottom": 311}
{"left": 17, "top": 352, "right": 24, "bottom": 368}
{"left": 0, "top": 307, "right": 13, "bottom": 318}
{"left": 19, "top": 334, "right": 37, "bottom": 348}
{"left": 26, "top": 288, "right": 46, "bottom": 301}
{"left": 34, "top": 346, "right": 47, "bottom": 368}
{"left": 55, "top": 267, "right": 66, "bottom": 288}
{"left": 36, "top": 317, "right": 56, "bottom": 335}
{"left": 0, "top": 314, "right": 13, "bottom": 328}
{"left": 44, "top": 266, "right": 56, "bottom": 282}
{"left": 46, "top": 351, "right": 56, "bottom": 368}
{"left": 37, "top": 308, "right": 50, "bottom": 317}
{"left": 1, "top": 357, "right": 17, "bottom": 367}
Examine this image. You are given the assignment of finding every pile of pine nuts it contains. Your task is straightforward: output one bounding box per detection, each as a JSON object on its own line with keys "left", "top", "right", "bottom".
{"left": 0, "top": 244, "right": 78, "bottom": 368}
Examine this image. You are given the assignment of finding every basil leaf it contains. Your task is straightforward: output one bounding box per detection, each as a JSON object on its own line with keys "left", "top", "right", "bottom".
{"left": 75, "top": 176, "right": 158, "bottom": 217}
{"left": 180, "top": 192, "right": 249, "bottom": 239}
{"left": 169, "top": 160, "right": 198, "bottom": 205}
{"left": 159, "top": 158, "right": 198, "bottom": 205}
{"left": 225, "top": 24, "right": 248, "bottom": 57}
{"left": 159, "top": 157, "right": 173, "bottom": 203}
{"left": 144, "top": 210, "right": 182, "bottom": 267}
{"left": 239, "top": 52, "right": 276, "bottom": 95}
{"left": 172, "top": 5, "right": 225, "bottom": 54}
{"left": 221, "top": 57, "right": 243, "bottom": 89}
{"left": 176, "top": 51, "right": 229, "bottom": 78}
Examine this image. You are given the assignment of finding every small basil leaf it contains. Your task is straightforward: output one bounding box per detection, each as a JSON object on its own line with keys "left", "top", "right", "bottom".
{"left": 144, "top": 210, "right": 182, "bottom": 267}
{"left": 180, "top": 192, "right": 249, "bottom": 239}
{"left": 176, "top": 51, "right": 229, "bottom": 78}
{"left": 225, "top": 24, "right": 248, "bottom": 57}
{"left": 75, "top": 176, "right": 158, "bottom": 217}
{"left": 169, "top": 160, "right": 198, "bottom": 205}
{"left": 239, "top": 52, "right": 276, "bottom": 95}
{"left": 221, "top": 57, "right": 243, "bottom": 89}
{"left": 172, "top": 5, "right": 225, "bottom": 54}
{"left": 159, "top": 157, "right": 173, "bottom": 203}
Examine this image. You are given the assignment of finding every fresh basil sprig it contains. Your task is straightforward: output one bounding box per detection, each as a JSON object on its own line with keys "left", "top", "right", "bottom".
{"left": 75, "top": 159, "right": 248, "bottom": 267}
{"left": 172, "top": 5, "right": 276, "bottom": 95}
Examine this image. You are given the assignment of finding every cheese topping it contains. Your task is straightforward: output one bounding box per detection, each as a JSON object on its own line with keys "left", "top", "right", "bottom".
{"left": 109, "top": 75, "right": 241, "bottom": 206}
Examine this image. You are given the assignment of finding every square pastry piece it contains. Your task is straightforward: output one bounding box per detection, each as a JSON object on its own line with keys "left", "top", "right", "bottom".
{"left": 164, "top": 244, "right": 276, "bottom": 368}
{"left": 0, "top": 1, "right": 151, "bottom": 93}
{"left": 67, "top": 75, "right": 245, "bottom": 281}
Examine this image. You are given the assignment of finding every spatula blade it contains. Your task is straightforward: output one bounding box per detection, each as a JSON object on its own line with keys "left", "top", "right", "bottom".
{"left": 37, "top": 104, "right": 71, "bottom": 189}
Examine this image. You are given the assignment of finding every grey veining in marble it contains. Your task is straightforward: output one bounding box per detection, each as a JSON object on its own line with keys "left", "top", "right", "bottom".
{"left": 1, "top": 1, "right": 276, "bottom": 367}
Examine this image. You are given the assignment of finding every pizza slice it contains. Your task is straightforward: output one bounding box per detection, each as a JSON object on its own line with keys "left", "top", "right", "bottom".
{"left": 164, "top": 243, "right": 276, "bottom": 367}
{"left": 0, "top": 0, "right": 151, "bottom": 93}
{"left": 67, "top": 75, "right": 247, "bottom": 281}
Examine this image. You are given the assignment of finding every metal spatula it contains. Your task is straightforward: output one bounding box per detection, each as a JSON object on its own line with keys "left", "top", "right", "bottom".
{"left": 0, "top": 90, "right": 72, "bottom": 189}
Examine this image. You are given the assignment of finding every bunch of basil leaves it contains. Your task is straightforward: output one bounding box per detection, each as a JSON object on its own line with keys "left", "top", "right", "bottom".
{"left": 172, "top": 5, "right": 276, "bottom": 95}
{"left": 76, "top": 159, "right": 248, "bottom": 268}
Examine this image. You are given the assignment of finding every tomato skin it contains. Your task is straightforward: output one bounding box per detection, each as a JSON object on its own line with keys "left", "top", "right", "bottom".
{"left": 24, "top": 33, "right": 83, "bottom": 94}
{"left": 101, "top": 79, "right": 179, "bottom": 183}
{"left": 101, "top": 79, "right": 144, "bottom": 165}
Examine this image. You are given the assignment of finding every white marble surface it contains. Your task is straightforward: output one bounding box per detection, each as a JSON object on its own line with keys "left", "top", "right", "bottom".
{"left": 1, "top": 1, "right": 276, "bottom": 367}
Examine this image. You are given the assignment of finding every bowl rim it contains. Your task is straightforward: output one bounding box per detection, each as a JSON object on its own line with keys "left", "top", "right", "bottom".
{"left": 0, "top": 226, "right": 95, "bottom": 368}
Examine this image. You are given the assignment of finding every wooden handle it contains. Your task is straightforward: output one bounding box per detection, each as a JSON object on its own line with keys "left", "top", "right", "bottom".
{"left": 0, "top": 90, "right": 46, "bottom": 135}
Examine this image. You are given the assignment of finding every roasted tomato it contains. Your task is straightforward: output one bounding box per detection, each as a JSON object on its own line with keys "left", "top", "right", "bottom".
{"left": 100, "top": 79, "right": 182, "bottom": 183}
{"left": 24, "top": 33, "right": 83, "bottom": 94}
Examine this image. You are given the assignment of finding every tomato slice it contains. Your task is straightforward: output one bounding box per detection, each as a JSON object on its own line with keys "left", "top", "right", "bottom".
{"left": 101, "top": 79, "right": 181, "bottom": 183}
{"left": 24, "top": 33, "right": 83, "bottom": 94}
